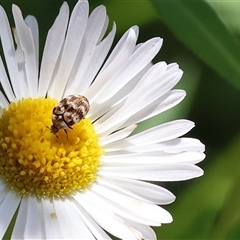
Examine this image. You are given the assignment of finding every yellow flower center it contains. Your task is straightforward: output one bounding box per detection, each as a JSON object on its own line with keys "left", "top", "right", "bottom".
{"left": 0, "top": 97, "right": 104, "bottom": 198}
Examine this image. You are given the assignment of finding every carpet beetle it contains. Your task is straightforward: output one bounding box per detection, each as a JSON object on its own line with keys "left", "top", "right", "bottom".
{"left": 50, "top": 95, "right": 90, "bottom": 136}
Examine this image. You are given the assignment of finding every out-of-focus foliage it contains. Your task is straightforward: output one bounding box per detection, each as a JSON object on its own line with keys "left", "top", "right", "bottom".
{"left": 1, "top": 0, "right": 240, "bottom": 239}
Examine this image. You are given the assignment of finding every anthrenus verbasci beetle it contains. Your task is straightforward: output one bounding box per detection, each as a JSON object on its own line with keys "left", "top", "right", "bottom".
{"left": 50, "top": 95, "right": 90, "bottom": 136}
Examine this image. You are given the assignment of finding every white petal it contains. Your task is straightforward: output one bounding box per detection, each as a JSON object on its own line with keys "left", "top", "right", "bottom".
{"left": 104, "top": 119, "right": 194, "bottom": 152}
{"left": 0, "top": 6, "right": 26, "bottom": 99}
{"left": 74, "top": 192, "right": 143, "bottom": 239}
{"left": 129, "top": 137, "right": 205, "bottom": 154}
{"left": 0, "top": 184, "right": 8, "bottom": 204}
{"left": 103, "top": 151, "right": 205, "bottom": 165}
{"left": 12, "top": 196, "right": 45, "bottom": 239}
{"left": 121, "top": 89, "right": 186, "bottom": 127}
{"left": 100, "top": 90, "right": 185, "bottom": 148}
{"left": 0, "top": 91, "right": 10, "bottom": 108}
{"left": 90, "top": 63, "right": 151, "bottom": 123}
{"left": 128, "top": 119, "right": 195, "bottom": 145}
{"left": 96, "top": 67, "right": 183, "bottom": 136}
{"left": 11, "top": 197, "right": 27, "bottom": 239}
{"left": 97, "top": 89, "right": 186, "bottom": 136}
{"left": 102, "top": 140, "right": 134, "bottom": 152}
{"left": 65, "top": 23, "right": 116, "bottom": 96}
{"left": 53, "top": 198, "right": 95, "bottom": 239}
{"left": 100, "top": 124, "right": 137, "bottom": 146}
{"left": 11, "top": 28, "right": 29, "bottom": 98}
{"left": 72, "top": 199, "right": 112, "bottom": 239}
{"left": 25, "top": 15, "right": 39, "bottom": 68}
{"left": 50, "top": 0, "right": 89, "bottom": 99}
{"left": 86, "top": 27, "right": 138, "bottom": 102}
{"left": 0, "top": 57, "right": 16, "bottom": 102}
{"left": 92, "top": 98, "right": 126, "bottom": 135}
{"left": 12, "top": 5, "right": 38, "bottom": 96}
{"left": 90, "top": 185, "right": 173, "bottom": 225}
{"left": 38, "top": 2, "right": 69, "bottom": 97}
{"left": 99, "top": 163, "right": 204, "bottom": 181}
{"left": 83, "top": 5, "right": 108, "bottom": 47}
{"left": 24, "top": 196, "right": 44, "bottom": 239}
{"left": 41, "top": 198, "right": 63, "bottom": 239}
{"left": 97, "top": 177, "right": 176, "bottom": 205}
{"left": 126, "top": 62, "right": 179, "bottom": 100}
{"left": 124, "top": 219, "right": 157, "bottom": 240}
{"left": 100, "top": 26, "right": 139, "bottom": 72}
{"left": 0, "top": 191, "right": 21, "bottom": 239}
{"left": 0, "top": 179, "right": 6, "bottom": 191}
{"left": 91, "top": 37, "right": 162, "bottom": 106}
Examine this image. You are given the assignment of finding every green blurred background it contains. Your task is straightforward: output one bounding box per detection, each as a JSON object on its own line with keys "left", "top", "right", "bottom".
{"left": 1, "top": 0, "right": 240, "bottom": 239}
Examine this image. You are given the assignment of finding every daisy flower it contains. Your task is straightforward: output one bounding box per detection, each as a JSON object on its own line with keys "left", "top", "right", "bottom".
{"left": 0, "top": 0, "right": 205, "bottom": 239}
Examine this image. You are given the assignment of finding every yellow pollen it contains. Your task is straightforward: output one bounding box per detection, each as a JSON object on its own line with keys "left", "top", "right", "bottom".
{"left": 0, "top": 97, "right": 104, "bottom": 197}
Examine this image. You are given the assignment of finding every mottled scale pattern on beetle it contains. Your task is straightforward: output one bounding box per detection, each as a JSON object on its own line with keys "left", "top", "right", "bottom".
{"left": 50, "top": 95, "right": 90, "bottom": 135}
